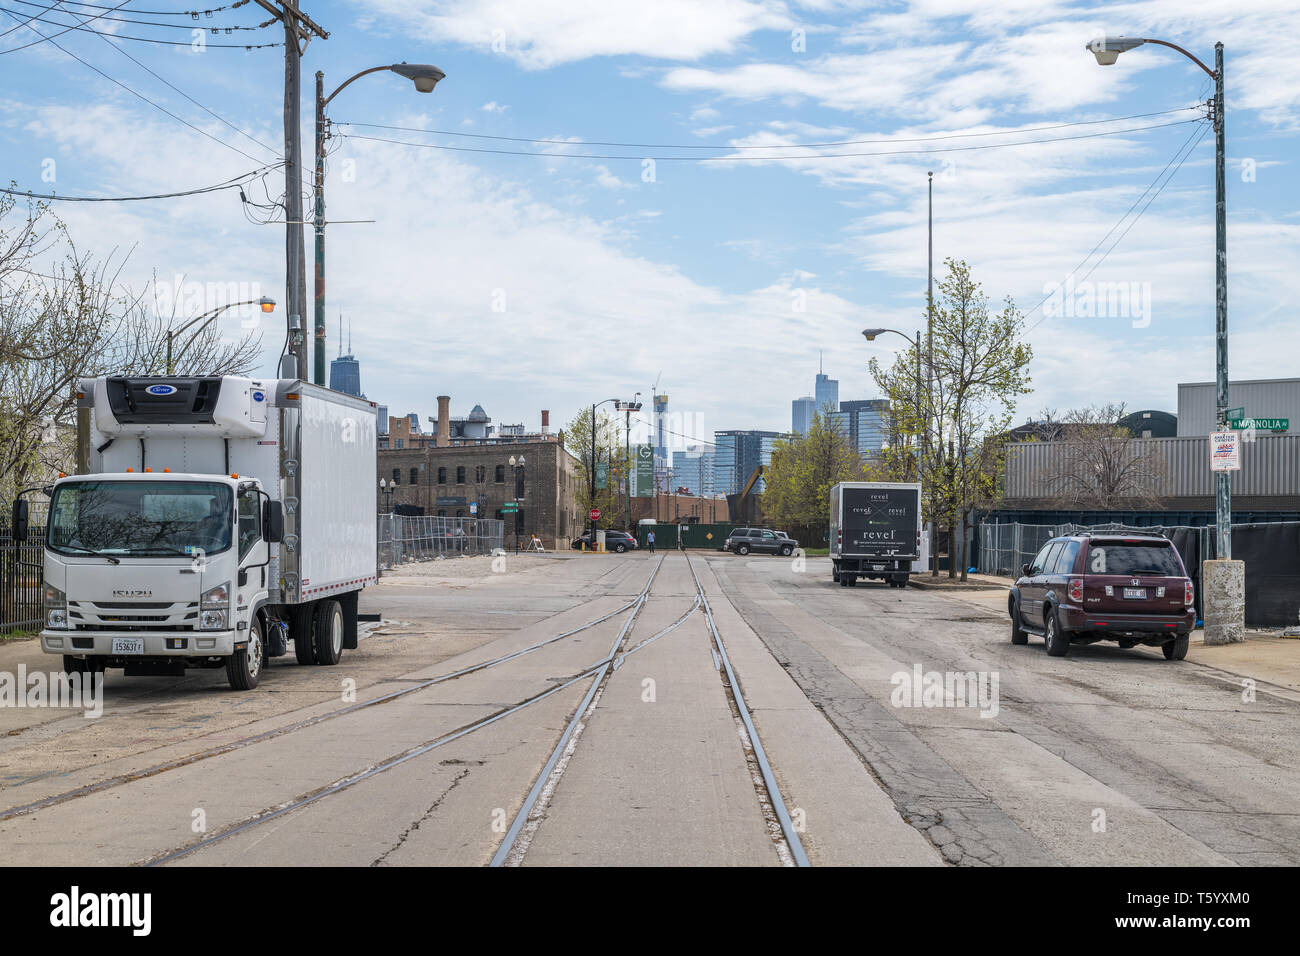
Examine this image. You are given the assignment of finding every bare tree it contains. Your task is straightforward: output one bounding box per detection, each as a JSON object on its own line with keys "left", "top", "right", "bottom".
{"left": 1042, "top": 403, "right": 1167, "bottom": 510}
{"left": 1, "top": 196, "right": 262, "bottom": 501}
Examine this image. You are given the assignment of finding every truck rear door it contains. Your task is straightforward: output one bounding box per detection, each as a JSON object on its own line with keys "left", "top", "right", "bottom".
{"left": 842, "top": 487, "right": 917, "bottom": 557}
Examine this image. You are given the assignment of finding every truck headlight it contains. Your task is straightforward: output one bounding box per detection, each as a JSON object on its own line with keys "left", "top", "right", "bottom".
{"left": 200, "top": 582, "right": 230, "bottom": 630}
{"left": 45, "top": 584, "right": 69, "bottom": 630}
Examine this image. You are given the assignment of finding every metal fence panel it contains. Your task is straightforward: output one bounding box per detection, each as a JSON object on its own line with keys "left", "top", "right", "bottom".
{"left": 377, "top": 514, "right": 505, "bottom": 570}
{"left": 1, "top": 522, "right": 47, "bottom": 633}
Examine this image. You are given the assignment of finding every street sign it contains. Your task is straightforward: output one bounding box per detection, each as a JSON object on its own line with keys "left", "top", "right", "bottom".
{"left": 502, "top": 501, "right": 518, "bottom": 512}
{"left": 1229, "top": 416, "right": 1288, "bottom": 432}
{"left": 589, "top": 508, "right": 601, "bottom": 522}
{"left": 596, "top": 461, "right": 608, "bottom": 489}
{"left": 1227, "top": 406, "right": 1245, "bottom": 421}
{"left": 1210, "top": 431, "right": 1241, "bottom": 472}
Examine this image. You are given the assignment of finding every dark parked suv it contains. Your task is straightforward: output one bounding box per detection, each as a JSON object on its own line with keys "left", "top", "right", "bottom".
{"left": 571, "top": 530, "right": 638, "bottom": 553}
{"left": 724, "top": 527, "right": 798, "bottom": 556}
{"left": 1009, "top": 532, "right": 1196, "bottom": 659}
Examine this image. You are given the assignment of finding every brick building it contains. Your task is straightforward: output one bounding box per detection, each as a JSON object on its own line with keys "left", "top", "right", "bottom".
{"left": 378, "top": 437, "right": 583, "bottom": 550}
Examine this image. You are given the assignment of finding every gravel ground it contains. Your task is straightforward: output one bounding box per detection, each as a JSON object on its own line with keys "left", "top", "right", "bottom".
{"left": 379, "top": 552, "right": 568, "bottom": 584}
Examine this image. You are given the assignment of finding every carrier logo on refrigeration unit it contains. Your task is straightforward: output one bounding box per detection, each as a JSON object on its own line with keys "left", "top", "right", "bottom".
{"left": 252, "top": 390, "right": 265, "bottom": 402}
{"left": 145, "top": 384, "right": 177, "bottom": 396}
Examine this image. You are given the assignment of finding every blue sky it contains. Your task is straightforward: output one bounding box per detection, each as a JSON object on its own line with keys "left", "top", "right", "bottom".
{"left": 3, "top": 0, "right": 1298, "bottom": 452}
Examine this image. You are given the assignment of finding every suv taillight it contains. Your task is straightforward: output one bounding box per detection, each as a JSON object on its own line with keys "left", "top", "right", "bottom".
{"left": 1184, "top": 580, "right": 1194, "bottom": 605}
{"left": 1068, "top": 578, "right": 1083, "bottom": 603}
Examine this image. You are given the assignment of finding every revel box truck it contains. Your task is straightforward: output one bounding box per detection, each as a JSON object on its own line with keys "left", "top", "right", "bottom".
{"left": 28, "top": 376, "right": 377, "bottom": 690}
{"left": 829, "top": 481, "right": 922, "bottom": 589}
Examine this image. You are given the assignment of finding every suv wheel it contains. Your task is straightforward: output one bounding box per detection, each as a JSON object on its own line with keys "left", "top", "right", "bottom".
{"left": 614, "top": 543, "right": 627, "bottom": 553}
{"left": 1044, "top": 607, "right": 1069, "bottom": 657}
{"left": 737, "top": 544, "right": 750, "bottom": 556}
{"left": 1010, "top": 599, "right": 1028, "bottom": 645}
{"left": 779, "top": 544, "right": 793, "bottom": 556}
{"left": 1163, "top": 635, "right": 1189, "bottom": 661}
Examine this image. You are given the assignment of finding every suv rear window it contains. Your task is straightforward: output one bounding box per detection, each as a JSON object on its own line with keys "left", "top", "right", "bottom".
{"left": 1086, "top": 541, "right": 1182, "bottom": 576}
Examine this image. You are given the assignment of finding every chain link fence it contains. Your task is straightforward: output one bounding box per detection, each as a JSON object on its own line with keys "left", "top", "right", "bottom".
{"left": 377, "top": 514, "right": 505, "bottom": 570}
{"left": 978, "top": 521, "right": 1212, "bottom": 577}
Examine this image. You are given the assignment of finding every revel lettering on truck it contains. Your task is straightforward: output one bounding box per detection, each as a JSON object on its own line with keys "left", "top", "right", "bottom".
{"left": 830, "top": 482, "right": 923, "bottom": 589}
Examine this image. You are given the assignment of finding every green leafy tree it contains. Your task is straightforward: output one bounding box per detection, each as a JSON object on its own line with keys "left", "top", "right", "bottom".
{"left": 565, "top": 406, "right": 629, "bottom": 530}
{"left": 762, "top": 410, "right": 867, "bottom": 544}
{"left": 871, "top": 258, "right": 1032, "bottom": 579}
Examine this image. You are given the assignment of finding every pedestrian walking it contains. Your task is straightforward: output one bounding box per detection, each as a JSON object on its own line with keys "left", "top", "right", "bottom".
{"left": 647, "top": 529, "right": 655, "bottom": 554}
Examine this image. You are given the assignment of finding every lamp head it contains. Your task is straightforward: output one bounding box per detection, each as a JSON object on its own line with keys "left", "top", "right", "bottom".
{"left": 259, "top": 296, "right": 276, "bottom": 314}
{"left": 390, "top": 62, "right": 446, "bottom": 93}
{"left": 862, "top": 328, "right": 886, "bottom": 341}
{"left": 1087, "top": 36, "right": 1145, "bottom": 65}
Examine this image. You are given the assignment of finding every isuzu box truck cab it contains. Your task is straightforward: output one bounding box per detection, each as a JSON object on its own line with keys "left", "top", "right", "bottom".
{"left": 23, "top": 375, "right": 377, "bottom": 690}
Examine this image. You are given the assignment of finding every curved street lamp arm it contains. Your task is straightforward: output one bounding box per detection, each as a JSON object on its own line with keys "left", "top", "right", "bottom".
{"left": 322, "top": 65, "right": 395, "bottom": 107}
{"left": 169, "top": 298, "right": 260, "bottom": 372}
{"left": 1141, "top": 38, "right": 1216, "bottom": 78}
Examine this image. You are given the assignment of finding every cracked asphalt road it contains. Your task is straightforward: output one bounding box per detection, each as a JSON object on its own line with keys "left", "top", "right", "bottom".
{"left": 709, "top": 554, "right": 1300, "bottom": 866}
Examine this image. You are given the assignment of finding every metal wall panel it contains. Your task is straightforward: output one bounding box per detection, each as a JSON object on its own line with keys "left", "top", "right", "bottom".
{"left": 1178, "top": 379, "right": 1300, "bottom": 436}
{"left": 1005, "top": 434, "right": 1300, "bottom": 499}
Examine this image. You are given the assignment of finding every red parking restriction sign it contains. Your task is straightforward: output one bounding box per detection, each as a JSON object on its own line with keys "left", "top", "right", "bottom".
{"left": 589, "top": 508, "right": 601, "bottom": 522}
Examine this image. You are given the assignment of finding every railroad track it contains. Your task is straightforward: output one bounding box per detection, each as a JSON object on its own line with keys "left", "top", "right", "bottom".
{"left": 8, "top": 552, "right": 809, "bottom": 867}
{"left": 490, "top": 550, "right": 809, "bottom": 867}
{"left": 0, "top": 558, "right": 667, "bottom": 824}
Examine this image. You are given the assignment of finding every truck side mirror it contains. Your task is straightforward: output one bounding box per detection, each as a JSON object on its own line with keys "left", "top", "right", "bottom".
{"left": 11, "top": 499, "right": 29, "bottom": 542}
{"left": 263, "top": 500, "right": 284, "bottom": 543}
{"left": 1021, "top": 563, "right": 1031, "bottom": 577}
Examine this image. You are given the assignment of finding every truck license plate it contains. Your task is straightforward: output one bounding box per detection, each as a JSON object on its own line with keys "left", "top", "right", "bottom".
{"left": 1123, "top": 588, "right": 1147, "bottom": 599}
{"left": 873, "top": 564, "right": 886, "bottom": 571}
{"left": 111, "top": 637, "right": 145, "bottom": 655}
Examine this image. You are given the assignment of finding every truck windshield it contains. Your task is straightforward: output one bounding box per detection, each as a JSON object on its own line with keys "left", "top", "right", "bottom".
{"left": 47, "top": 481, "right": 233, "bottom": 558}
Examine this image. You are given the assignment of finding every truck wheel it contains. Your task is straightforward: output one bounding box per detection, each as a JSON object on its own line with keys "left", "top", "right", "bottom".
{"left": 1010, "top": 600, "right": 1028, "bottom": 645}
{"left": 292, "top": 604, "right": 315, "bottom": 665}
{"left": 1163, "top": 635, "right": 1189, "bottom": 661}
{"left": 1044, "top": 608, "right": 1069, "bottom": 657}
{"left": 227, "top": 617, "right": 264, "bottom": 690}
{"left": 846, "top": 575, "right": 857, "bottom": 587}
{"left": 313, "top": 600, "right": 344, "bottom": 666}
{"left": 832, "top": 567, "right": 840, "bottom": 583}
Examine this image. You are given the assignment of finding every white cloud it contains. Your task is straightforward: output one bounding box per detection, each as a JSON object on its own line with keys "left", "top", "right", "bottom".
{"left": 351, "top": 0, "right": 794, "bottom": 69}
{"left": 481, "top": 101, "right": 509, "bottom": 113}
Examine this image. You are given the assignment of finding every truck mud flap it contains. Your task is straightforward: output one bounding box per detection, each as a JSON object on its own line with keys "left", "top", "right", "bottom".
{"left": 340, "top": 591, "right": 360, "bottom": 649}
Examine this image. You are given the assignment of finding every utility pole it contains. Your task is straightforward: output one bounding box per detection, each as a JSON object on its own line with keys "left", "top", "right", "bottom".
{"left": 254, "top": 1, "right": 328, "bottom": 380}
{"left": 927, "top": 170, "right": 938, "bottom": 576}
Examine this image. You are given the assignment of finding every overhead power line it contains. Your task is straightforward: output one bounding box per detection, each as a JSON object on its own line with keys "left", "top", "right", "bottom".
{"left": 338, "top": 117, "right": 1204, "bottom": 163}
{"left": 338, "top": 106, "right": 1203, "bottom": 152}
{"left": 0, "top": 6, "right": 281, "bottom": 47}
{"left": 17, "top": 0, "right": 251, "bottom": 14}
{"left": 9, "top": 0, "right": 262, "bottom": 29}
{"left": 0, "top": 0, "right": 128, "bottom": 44}
{"left": 0, "top": 8, "right": 274, "bottom": 164}
{"left": 1023, "top": 123, "right": 1211, "bottom": 333}
{"left": 2, "top": 162, "right": 283, "bottom": 202}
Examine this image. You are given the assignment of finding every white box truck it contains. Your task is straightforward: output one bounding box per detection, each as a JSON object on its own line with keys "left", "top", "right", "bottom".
{"left": 829, "top": 482, "right": 922, "bottom": 589}
{"left": 16, "top": 375, "right": 377, "bottom": 690}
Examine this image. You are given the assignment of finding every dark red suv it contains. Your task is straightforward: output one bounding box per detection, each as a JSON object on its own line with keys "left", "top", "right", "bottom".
{"left": 1009, "top": 533, "right": 1196, "bottom": 659}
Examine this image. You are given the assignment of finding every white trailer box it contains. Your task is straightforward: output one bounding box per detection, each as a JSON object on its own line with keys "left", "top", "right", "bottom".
{"left": 36, "top": 376, "right": 377, "bottom": 689}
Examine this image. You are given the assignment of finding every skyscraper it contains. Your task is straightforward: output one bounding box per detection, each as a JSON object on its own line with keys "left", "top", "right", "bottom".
{"left": 814, "top": 353, "right": 838, "bottom": 419}
{"left": 839, "top": 399, "right": 890, "bottom": 455}
{"left": 713, "top": 429, "right": 785, "bottom": 496}
{"left": 792, "top": 396, "right": 815, "bottom": 435}
{"left": 328, "top": 313, "right": 363, "bottom": 397}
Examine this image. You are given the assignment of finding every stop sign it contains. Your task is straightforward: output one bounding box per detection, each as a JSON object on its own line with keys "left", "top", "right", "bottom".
{"left": 589, "top": 509, "right": 601, "bottom": 522}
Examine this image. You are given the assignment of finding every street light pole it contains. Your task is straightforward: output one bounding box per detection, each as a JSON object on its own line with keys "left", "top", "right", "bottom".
{"left": 167, "top": 297, "right": 276, "bottom": 374}
{"left": 1088, "top": 33, "right": 1240, "bottom": 642}
{"left": 313, "top": 62, "right": 446, "bottom": 385}
{"left": 927, "top": 170, "right": 937, "bottom": 577}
